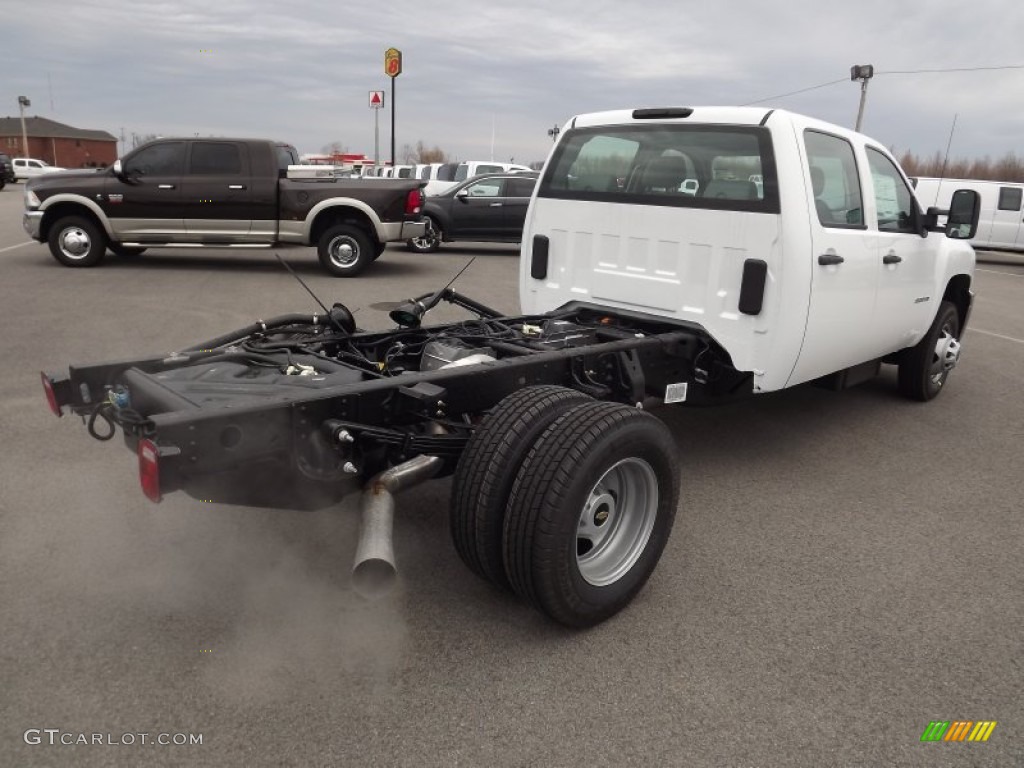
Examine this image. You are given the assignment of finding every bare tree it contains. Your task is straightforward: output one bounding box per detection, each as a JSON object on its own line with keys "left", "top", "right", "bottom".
{"left": 400, "top": 141, "right": 448, "bottom": 164}
{"left": 897, "top": 149, "right": 1024, "bottom": 182}
{"left": 321, "top": 141, "right": 347, "bottom": 156}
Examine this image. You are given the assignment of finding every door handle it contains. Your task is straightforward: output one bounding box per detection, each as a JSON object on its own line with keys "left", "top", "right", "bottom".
{"left": 817, "top": 253, "right": 844, "bottom": 266}
{"left": 883, "top": 253, "right": 903, "bottom": 264}
{"left": 158, "top": 184, "right": 175, "bottom": 189}
{"left": 228, "top": 184, "right": 246, "bottom": 190}
{"left": 489, "top": 202, "right": 503, "bottom": 207}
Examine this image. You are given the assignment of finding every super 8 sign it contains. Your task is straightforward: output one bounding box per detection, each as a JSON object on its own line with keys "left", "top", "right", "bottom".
{"left": 385, "top": 48, "right": 402, "bottom": 78}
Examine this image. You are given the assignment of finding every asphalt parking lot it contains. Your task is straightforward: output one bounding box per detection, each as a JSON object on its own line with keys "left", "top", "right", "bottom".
{"left": 0, "top": 184, "right": 1021, "bottom": 767}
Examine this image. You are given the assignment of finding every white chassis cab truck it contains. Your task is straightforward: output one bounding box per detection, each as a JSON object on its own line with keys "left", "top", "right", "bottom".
{"left": 41, "top": 107, "right": 980, "bottom": 628}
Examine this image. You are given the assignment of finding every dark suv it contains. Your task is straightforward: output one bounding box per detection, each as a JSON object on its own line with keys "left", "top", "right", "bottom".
{"left": 406, "top": 171, "right": 539, "bottom": 252}
{"left": 0, "top": 153, "right": 15, "bottom": 189}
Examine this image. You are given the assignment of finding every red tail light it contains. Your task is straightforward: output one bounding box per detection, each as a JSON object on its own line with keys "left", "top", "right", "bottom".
{"left": 405, "top": 188, "right": 423, "bottom": 215}
{"left": 138, "top": 438, "right": 162, "bottom": 503}
{"left": 40, "top": 372, "right": 62, "bottom": 417}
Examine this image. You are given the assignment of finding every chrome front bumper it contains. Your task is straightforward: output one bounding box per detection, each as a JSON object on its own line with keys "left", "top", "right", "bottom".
{"left": 23, "top": 210, "right": 43, "bottom": 240}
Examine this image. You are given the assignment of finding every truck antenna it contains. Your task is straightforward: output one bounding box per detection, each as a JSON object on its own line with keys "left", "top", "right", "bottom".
{"left": 274, "top": 253, "right": 350, "bottom": 333}
{"left": 932, "top": 113, "right": 958, "bottom": 207}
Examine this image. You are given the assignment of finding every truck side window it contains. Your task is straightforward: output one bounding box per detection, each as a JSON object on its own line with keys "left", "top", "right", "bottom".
{"left": 124, "top": 141, "right": 186, "bottom": 177}
{"left": 803, "top": 130, "right": 863, "bottom": 228}
{"left": 865, "top": 148, "right": 915, "bottom": 233}
{"left": 465, "top": 180, "right": 505, "bottom": 197}
{"left": 275, "top": 146, "right": 298, "bottom": 173}
{"left": 998, "top": 187, "right": 1022, "bottom": 211}
{"left": 507, "top": 177, "right": 538, "bottom": 198}
{"left": 189, "top": 142, "right": 243, "bottom": 175}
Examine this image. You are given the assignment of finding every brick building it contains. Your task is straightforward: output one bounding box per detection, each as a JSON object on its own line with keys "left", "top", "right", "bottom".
{"left": 0, "top": 116, "right": 117, "bottom": 168}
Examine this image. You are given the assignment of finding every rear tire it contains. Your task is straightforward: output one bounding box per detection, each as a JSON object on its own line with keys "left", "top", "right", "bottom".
{"left": 317, "top": 224, "right": 374, "bottom": 277}
{"left": 897, "top": 300, "right": 961, "bottom": 401}
{"left": 48, "top": 215, "right": 107, "bottom": 267}
{"left": 504, "top": 401, "right": 679, "bottom": 627}
{"left": 450, "top": 386, "right": 591, "bottom": 589}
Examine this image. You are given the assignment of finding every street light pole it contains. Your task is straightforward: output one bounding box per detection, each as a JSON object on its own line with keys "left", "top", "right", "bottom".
{"left": 850, "top": 65, "right": 874, "bottom": 132}
{"left": 18, "top": 96, "right": 31, "bottom": 157}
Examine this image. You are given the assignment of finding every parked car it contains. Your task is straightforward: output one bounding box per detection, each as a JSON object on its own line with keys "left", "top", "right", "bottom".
{"left": 13, "top": 157, "right": 65, "bottom": 180}
{"left": 424, "top": 161, "right": 534, "bottom": 196}
{"left": 407, "top": 171, "right": 539, "bottom": 253}
{"left": 0, "top": 153, "right": 15, "bottom": 189}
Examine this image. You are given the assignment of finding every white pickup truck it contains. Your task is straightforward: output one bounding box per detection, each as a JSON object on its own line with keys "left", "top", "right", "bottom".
{"left": 41, "top": 107, "right": 980, "bottom": 628}
{"left": 522, "top": 106, "right": 978, "bottom": 401}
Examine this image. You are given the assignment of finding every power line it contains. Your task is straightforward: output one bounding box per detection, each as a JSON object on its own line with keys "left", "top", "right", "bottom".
{"left": 740, "top": 79, "right": 847, "bottom": 106}
{"left": 740, "top": 64, "right": 1024, "bottom": 106}
{"left": 877, "top": 64, "right": 1024, "bottom": 75}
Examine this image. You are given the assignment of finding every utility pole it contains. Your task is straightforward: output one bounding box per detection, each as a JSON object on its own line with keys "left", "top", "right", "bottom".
{"left": 547, "top": 124, "right": 560, "bottom": 143}
{"left": 850, "top": 65, "right": 874, "bottom": 132}
{"left": 17, "top": 96, "right": 31, "bottom": 157}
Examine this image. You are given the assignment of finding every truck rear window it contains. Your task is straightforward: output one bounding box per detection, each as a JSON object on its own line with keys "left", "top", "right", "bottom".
{"left": 538, "top": 124, "right": 779, "bottom": 213}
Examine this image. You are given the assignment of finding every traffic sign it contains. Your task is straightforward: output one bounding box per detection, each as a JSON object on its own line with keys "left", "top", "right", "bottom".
{"left": 384, "top": 48, "right": 402, "bottom": 78}
{"left": 369, "top": 90, "right": 385, "bottom": 109}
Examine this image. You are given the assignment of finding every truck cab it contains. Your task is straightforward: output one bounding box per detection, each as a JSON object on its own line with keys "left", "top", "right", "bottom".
{"left": 521, "top": 107, "right": 978, "bottom": 396}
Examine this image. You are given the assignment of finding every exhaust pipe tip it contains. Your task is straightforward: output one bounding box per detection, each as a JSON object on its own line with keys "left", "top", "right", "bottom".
{"left": 352, "top": 557, "right": 397, "bottom": 600}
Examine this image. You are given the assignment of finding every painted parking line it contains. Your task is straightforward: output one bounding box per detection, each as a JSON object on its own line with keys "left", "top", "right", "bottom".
{"left": 977, "top": 268, "right": 1024, "bottom": 278}
{"left": 0, "top": 241, "right": 33, "bottom": 254}
{"left": 969, "top": 327, "right": 1024, "bottom": 345}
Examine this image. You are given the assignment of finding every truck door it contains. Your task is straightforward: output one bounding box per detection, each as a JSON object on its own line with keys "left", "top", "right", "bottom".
{"left": 181, "top": 141, "right": 253, "bottom": 240}
{"left": 503, "top": 175, "right": 539, "bottom": 239}
{"left": 449, "top": 177, "right": 508, "bottom": 238}
{"left": 993, "top": 186, "right": 1023, "bottom": 249}
{"left": 102, "top": 141, "right": 186, "bottom": 241}
{"left": 865, "top": 148, "right": 936, "bottom": 350}
{"left": 789, "top": 130, "right": 879, "bottom": 385}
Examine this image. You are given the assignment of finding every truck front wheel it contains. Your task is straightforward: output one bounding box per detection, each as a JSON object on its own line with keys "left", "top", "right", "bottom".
{"left": 503, "top": 401, "right": 679, "bottom": 627}
{"left": 48, "top": 215, "right": 107, "bottom": 267}
{"left": 897, "top": 300, "right": 961, "bottom": 401}
{"left": 450, "top": 385, "right": 591, "bottom": 590}
{"left": 317, "top": 224, "right": 374, "bottom": 277}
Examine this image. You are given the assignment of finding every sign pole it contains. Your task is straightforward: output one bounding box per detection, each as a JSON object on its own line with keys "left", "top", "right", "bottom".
{"left": 384, "top": 48, "right": 402, "bottom": 168}
{"left": 368, "top": 90, "right": 384, "bottom": 171}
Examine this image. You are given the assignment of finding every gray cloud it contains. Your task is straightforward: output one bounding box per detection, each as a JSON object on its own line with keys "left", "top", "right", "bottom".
{"left": 4, "top": 0, "right": 1022, "bottom": 164}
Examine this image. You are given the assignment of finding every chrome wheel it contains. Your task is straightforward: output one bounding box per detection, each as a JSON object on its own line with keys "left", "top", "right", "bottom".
{"left": 408, "top": 219, "right": 440, "bottom": 252}
{"left": 930, "top": 322, "right": 961, "bottom": 388}
{"left": 58, "top": 226, "right": 93, "bottom": 261}
{"left": 326, "top": 234, "right": 360, "bottom": 269}
{"left": 576, "top": 457, "right": 659, "bottom": 587}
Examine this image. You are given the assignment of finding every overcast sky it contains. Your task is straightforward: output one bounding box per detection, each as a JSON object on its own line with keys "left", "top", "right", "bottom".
{"left": 4, "top": 0, "right": 1023, "bottom": 165}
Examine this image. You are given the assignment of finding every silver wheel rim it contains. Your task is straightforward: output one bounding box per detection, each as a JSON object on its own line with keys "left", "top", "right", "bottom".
{"left": 411, "top": 221, "right": 438, "bottom": 250}
{"left": 576, "top": 457, "right": 659, "bottom": 587}
{"left": 58, "top": 226, "right": 92, "bottom": 260}
{"left": 929, "top": 320, "right": 960, "bottom": 388}
{"left": 327, "top": 235, "right": 360, "bottom": 268}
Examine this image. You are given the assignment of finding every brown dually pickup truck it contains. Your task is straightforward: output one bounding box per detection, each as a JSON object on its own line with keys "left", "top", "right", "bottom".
{"left": 22, "top": 138, "right": 427, "bottom": 276}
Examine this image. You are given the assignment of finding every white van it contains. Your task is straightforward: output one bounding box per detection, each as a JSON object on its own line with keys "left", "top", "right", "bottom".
{"left": 912, "top": 177, "right": 1024, "bottom": 252}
